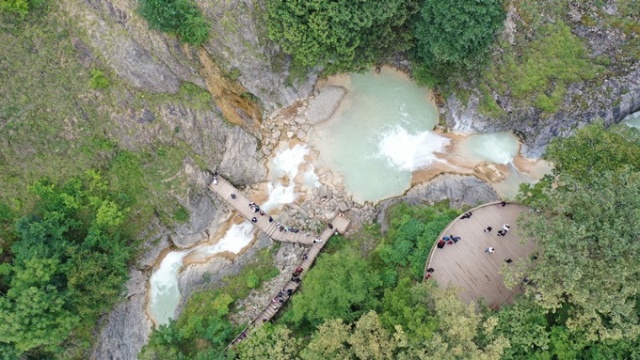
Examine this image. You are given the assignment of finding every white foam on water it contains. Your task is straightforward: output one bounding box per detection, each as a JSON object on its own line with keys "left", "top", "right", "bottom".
{"left": 200, "top": 221, "right": 255, "bottom": 255}
{"left": 148, "top": 250, "right": 189, "bottom": 326}
{"left": 148, "top": 222, "right": 256, "bottom": 326}
{"left": 377, "top": 125, "right": 450, "bottom": 171}
{"left": 263, "top": 143, "right": 318, "bottom": 211}
{"left": 457, "top": 132, "right": 520, "bottom": 165}
{"left": 271, "top": 143, "right": 309, "bottom": 179}
{"left": 262, "top": 183, "right": 296, "bottom": 212}
{"left": 302, "top": 165, "right": 321, "bottom": 188}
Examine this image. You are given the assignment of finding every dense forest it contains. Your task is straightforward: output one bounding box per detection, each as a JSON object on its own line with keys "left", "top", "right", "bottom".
{"left": 1, "top": 0, "right": 639, "bottom": 358}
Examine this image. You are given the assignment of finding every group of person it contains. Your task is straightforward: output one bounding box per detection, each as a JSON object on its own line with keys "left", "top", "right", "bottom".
{"left": 437, "top": 234, "right": 461, "bottom": 248}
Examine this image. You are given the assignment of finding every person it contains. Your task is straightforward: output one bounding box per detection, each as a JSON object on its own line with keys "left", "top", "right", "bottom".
{"left": 425, "top": 273, "right": 432, "bottom": 279}
{"left": 295, "top": 266, "right": 303, "bottom": 273}
{"left": 437, "top": 239, "right": 446, "bottom": 249}
{"left": 443, "top": 236, "right": 451, "bottom": 242}
{"left": 505, "top": 258, "right": 513, "bottom": 264}
{"left": 452, "top": 236, "right": 461, "bottom": 243}
{"left": 484, "top": 226, "right": 492, "bottom": 233}
{"left": 500, "top": 201, "right": 507, "bottom": 207}
{"left": 461, "top": 211, "right": 473, "bottom": 219}
{"left": 427, "top": 267, "right": 435, "bottom": 273}
{"left": 251, "top": 217, "right": 257, "bottom": 223}
{"left": 213, "top": 177, "right": 218, "bottom": 185}
{"left": 286, "top": 289, "right": 293, "bottom": 296}
{"left": 230, "top": 193, "right": 236, "bottom": 199}
{"left": 269, "top": 216, "right": 273, "bottom": 223}
{"left": 502, "top": 224, "right": 510, "bottom": 231}
{"left": 313, "top": 238, "right": 322, "bottom": 243}
{"left": 302, "top": 252, "right": 308, "bottom": 260}
{"left": 260, "top": 210, "right": 265, "bottom": 216}
{"left": 328, "top": 223, "right": 333, "bottom": 229}
{"left": 497, "top": 229, "right": 505, "bottom": 237}
{"left": 485, "top": 247, "right": 495, "bottom": 253}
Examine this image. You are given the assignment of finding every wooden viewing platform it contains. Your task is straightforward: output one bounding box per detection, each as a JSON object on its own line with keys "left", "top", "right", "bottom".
{"left": 424, "top": 201, "right": 535, "bottom": 308}
{"left": 208, "top": 175, "right": 351, "bottom": 349}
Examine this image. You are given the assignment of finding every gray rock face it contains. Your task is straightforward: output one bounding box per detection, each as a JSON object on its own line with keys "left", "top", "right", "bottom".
{"left": 61, "top": 0, "right": 314, "bottom": 110}
{"left": 62, "top": 0, "right": 203, "bottom": 93}
{"left": 442, "top": 3, "right": 640, "bottom": 158}
{"left": 109, "top": 100, "right": 266, "bottom": 184}
{"left": 92, "top": 269, "right": 154, "bottom": 360}
{"left": 376, "top": 175, "right": 499, "bottom": 232}
{"left": 445, "top": 78, "right": 640, "bottom": 158}
{"left": 200, "top": 0, "right": 317, "bottom": 111}
{"left": 306, "top": 86, "right": 346, "bottom": 124}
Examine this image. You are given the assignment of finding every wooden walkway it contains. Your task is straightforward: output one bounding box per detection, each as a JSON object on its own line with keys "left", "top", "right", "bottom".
{"left": 424, "top": 202, "right": 535, "bottom": 308}
{"left": 208, "top": 175, "right": 350, "bottom": 349}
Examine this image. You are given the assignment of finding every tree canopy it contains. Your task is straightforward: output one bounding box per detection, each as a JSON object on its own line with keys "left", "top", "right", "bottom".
{"left": 515, "top": 124, "right": 640, "bottom": 341}
{"left": 265, "top": 0, "right": 419, "bottom": 74}
{"left": 413, "top": 0, "right": 505, "bottom": 85}
{"left": 284, "top": 248, "right": 383, "bottom": 329}
{"left": 0, "top": 174, "right": 132, "bottom": 357}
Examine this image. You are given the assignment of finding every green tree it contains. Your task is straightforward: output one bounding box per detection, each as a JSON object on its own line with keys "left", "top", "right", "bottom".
{"left": 0, "top": 175, "right": 132, "bottom": 356}
{"left": 517, "top": 169, "right": 640, "bottom": 341}
{"left": 265, "top": 0, "right": 419, "bottom": 74}
{"left": 138, "top": 0, "right": 210, "bottom": 45}
{"left": 285, "top": 249, "right": 382, "bottom": 329}
{"left": 237, "top": 325, "right": 302, "bottom": 360}
{"left": 513, "top": 124, "right": 640, "bottom": 341}
{"left": 407, "top": 287, "right": 508, "bottom": 359}
{"left": 413, "top": 0, "right": 505, "bottom": 86}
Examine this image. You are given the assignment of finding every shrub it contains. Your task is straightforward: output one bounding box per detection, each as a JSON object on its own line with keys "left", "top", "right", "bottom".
{"left": 89, "top": 69, "right": 109, "bottom": 90}
{"left": 413, "top": 0, "right": 505, "bottom": 86}
{"left": 138, "top": 0, "right": 209, "bottom": 46}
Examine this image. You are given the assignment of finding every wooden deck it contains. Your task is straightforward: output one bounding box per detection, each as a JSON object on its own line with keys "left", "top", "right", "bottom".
{"left": 424, "top": 202, "right": 535, "bottom": 308}
{"left": 208, "top": 175, "right": 350, "bottom": 349}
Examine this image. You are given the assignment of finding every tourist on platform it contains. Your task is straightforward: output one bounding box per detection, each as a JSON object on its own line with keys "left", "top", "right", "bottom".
{"left": 269, "top": 216, "right": 273, "bottom": 223}
{"left": 451, "top": 236, "right": 461, "bottom": 243}
{"left": 427, "top": 268, "right": 435, "bottom": 273}
{"left": 437, "top": 239, "right": 446, "bottom": 249}
{"left": 461, "top": 211, "right": 473, "bottom": 219}
{"left": 505, "top": 258, "right": 513, "bottom": 264}
{"left": 251, "top": 217, "right": 257, "bottom": 223}
{"left": 313, "top": 238, "right": 322, "bottom": 243}
{"left": 485, "top": 247, "right": 495, "bottom": 253}
{"left": 484, "top": 226, "right": 492, "bottom": 233}
{"left": 230, "top": 194, "right": 236, "bottom": 199}
{"left": 500, "top": 201, "right": 507, "bottom": 207}
{"left": 502, "top": 224, "right": 510, "bottom": 232}
{"left": 497, "top": 229, "right": 506, "bottom": 237}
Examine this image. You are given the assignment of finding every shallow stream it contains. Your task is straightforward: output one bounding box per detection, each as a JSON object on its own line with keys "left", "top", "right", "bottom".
{"left": 146, "top": 68, "right": 551, "bottom": 325}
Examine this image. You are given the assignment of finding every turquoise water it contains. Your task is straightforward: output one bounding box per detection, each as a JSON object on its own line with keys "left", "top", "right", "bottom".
{"left": 623, "top": 111, "right": 640, "bottom": 128}
{"left": 456, "top": 132, "right": 520, "bottom": 164}
{"left": 310, "top": 69, "right": 446, "bottom": 203}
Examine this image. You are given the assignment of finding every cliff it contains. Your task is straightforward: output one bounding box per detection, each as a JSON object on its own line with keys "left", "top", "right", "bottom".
{"left": 443, "top": 2, "right": 640, "bottom": 157}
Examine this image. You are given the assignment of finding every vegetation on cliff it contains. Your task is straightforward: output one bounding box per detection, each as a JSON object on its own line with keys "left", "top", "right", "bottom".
{"left": 138, "top": 0, "right": 209, "bottom": 45}
{"left": 265, "top": 0, "right": 420, "bottom": 74}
